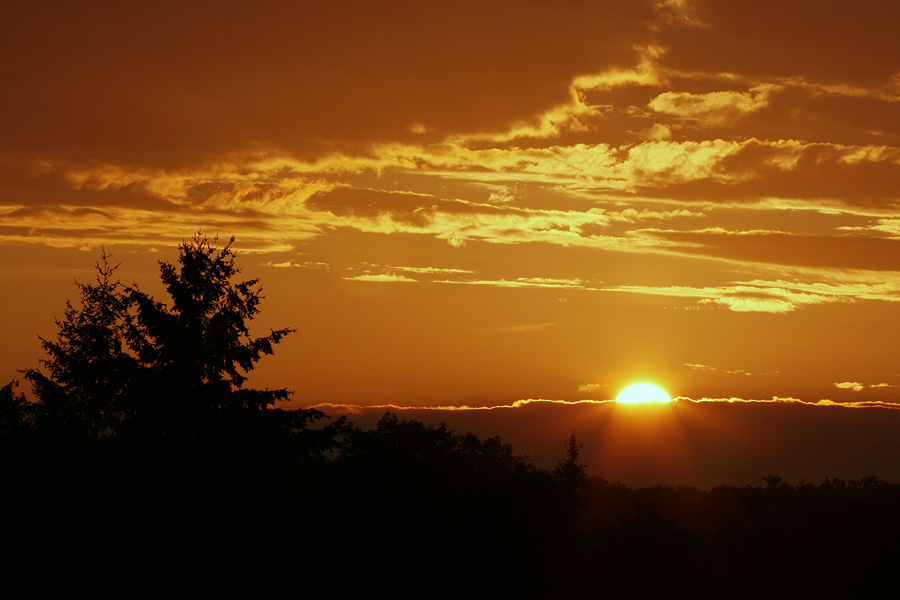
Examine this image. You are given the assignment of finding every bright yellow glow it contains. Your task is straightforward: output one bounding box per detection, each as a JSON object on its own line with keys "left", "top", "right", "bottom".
{"left": 615, "top": 383, "right": 672, "bottom": 404}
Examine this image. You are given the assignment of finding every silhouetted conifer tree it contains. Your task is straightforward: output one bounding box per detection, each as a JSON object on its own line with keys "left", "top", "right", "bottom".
{"left": 554, "top": 431, "right": 587, "bottom": 490}
{"left": 23, "top": 252, "right": 135, "bottom": 439}
{"left": 126, "top": 232, "right": 296, "bottom": 438}
{"left": 21, "top": 233, "right": 326, "bottom": 443}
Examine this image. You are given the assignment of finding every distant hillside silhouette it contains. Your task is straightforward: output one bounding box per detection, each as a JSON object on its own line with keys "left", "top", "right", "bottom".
{"left": 4, "top": 414, "right": 899, "bottom": 597}
{"left": 321, "top": 400, "right": 900, "bottom": 487}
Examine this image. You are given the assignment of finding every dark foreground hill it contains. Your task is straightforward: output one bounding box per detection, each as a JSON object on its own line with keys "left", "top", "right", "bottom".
{"left": 4, "top": 427, "right": 900, "bottom": 598}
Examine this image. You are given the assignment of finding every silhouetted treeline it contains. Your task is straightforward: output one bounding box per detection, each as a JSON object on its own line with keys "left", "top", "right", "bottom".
{"left": 4, "top": 409, "right": 900, "bottom": 597}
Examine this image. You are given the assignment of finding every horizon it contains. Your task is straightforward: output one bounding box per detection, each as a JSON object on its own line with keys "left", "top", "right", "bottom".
{"left": 307, "top": 397, "right": 900, "bottom": 488}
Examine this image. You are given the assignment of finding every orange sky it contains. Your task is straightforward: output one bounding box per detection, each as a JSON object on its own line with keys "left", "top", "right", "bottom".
{"left": 3, "top": 0, "right": 900, "bottom": 415}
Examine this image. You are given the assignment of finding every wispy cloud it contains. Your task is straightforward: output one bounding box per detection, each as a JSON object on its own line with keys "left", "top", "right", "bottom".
{"left": 647, "top": 85, "right": 776, "bottom": 126}
{"left": 606, "top": 274, "right": 900, "bottom": 312}
{"left": 343, "top": 273, "right": 417, "bottom": 283}
{"left": 492, "top": 322, "right": 567, "bottom": 334}
{"left": 684, "top": 363, "right": 756, "bottom": 376}
{"left": 262, "top": 260, "right": 329, "bottom": 269}
{"left": 577, "top": 383, "right": 607, "bottom": 394}
{"left": 359, "top": 263, "right": 474, "bottom": 276}
{"left": 835, "top": 381, "right": 894, "bottom": 393}
{"left": 437, "top": 277, "right": 595, "bottom": 290}
{"left": 332, "top": 267, "right": 900, "bottom": 312}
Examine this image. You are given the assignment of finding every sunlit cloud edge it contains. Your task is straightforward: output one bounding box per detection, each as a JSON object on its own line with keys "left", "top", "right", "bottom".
{"left": 307, "top": 396, "right": 900, "bottom": 414}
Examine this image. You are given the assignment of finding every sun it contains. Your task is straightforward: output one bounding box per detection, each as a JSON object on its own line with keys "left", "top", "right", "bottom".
{"left": 615, "top": 383, "right": 672, "bottom": 404}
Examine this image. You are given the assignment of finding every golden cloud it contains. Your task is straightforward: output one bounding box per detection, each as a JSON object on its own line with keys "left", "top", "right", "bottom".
{"left": 647, "top": 85, "right": 776, "bottom": 126}
{"left": 343, "top": 273, "right": 417, "bottom": 283}
{"left": 437, "top": 277, "right": 594, "bottom": 290}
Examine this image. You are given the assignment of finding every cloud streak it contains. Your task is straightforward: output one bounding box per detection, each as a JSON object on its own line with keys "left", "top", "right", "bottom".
{"left": 308, "top": 396, "right": 900, "bottom": 415}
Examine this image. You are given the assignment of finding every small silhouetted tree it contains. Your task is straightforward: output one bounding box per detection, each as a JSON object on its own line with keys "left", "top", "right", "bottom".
{"left": 0, "top": 380, "right": 33, "bottom": 438}
{"left": 23, "top": 252, "right": 136, "bottom": 439}
{"left": 554, "top": 431, "right": 587, "bottom": 490}
{"left": 126, "top": 232, "right": 295, "bottom": 438}
{"left": 762, "top": 475, "right": 785, "bottom": 488}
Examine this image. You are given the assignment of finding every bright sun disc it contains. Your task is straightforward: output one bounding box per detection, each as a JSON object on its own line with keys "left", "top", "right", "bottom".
{"left": 616, "top": 383, "right": 672, "bottom": 404}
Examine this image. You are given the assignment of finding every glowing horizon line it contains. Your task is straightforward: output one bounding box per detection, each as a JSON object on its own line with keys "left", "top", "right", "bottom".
{"left": 684, "top": 396, "right": 900, "bottom": 409}
{"left": 303, "top": 396, "right": 900, "bottom": 413}
{"left": 304, "top": 398, "right": 613, "bottom": 414}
